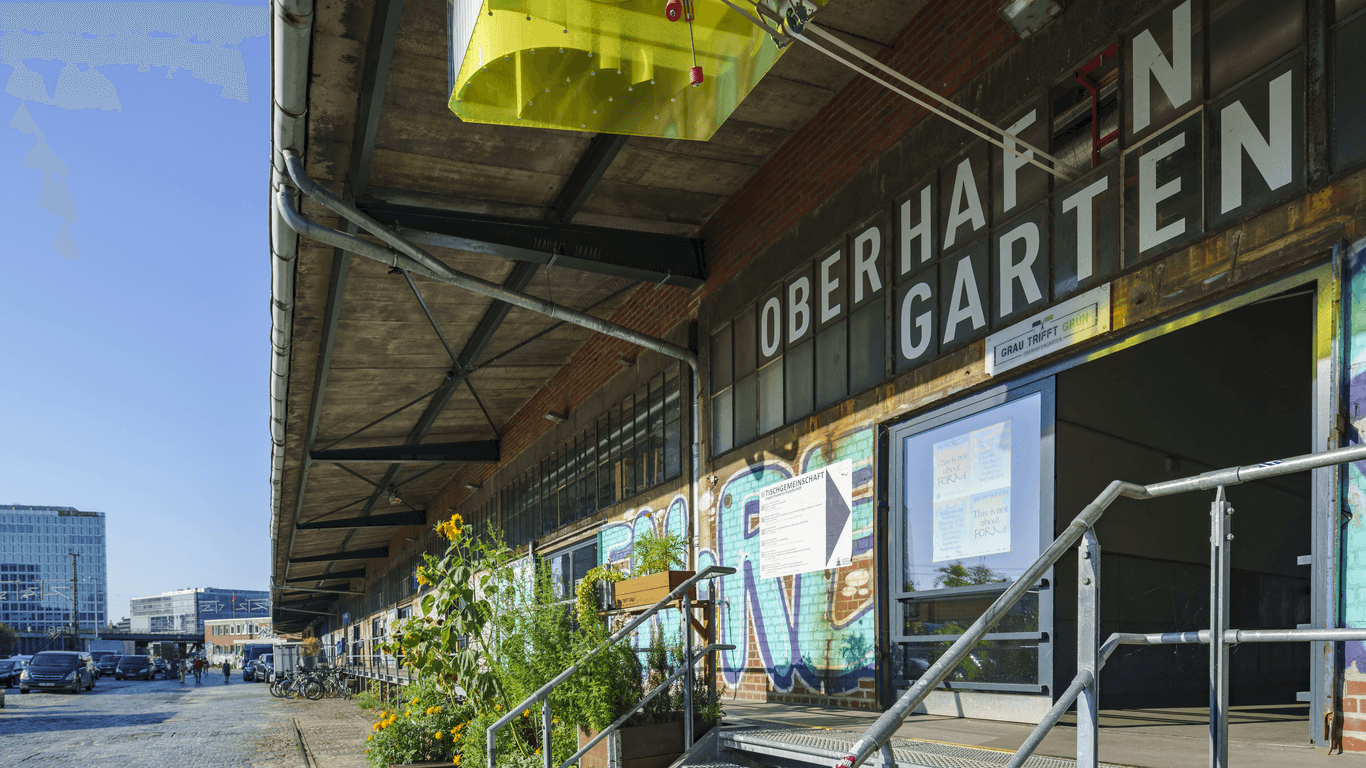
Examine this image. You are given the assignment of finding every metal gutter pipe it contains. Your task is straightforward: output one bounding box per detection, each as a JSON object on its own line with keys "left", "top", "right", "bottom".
{"left": 275, "top": 153, "right": 700, "bottom": 372}
{"left": 269, "top": 0, "right": 313, "bottom": 588}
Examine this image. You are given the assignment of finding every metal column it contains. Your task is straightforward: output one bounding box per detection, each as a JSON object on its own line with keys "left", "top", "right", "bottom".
{"left": 1077, "top": 529, "right": 1100, "bottom": 768}
{"left": 542, "top": 698, "right": 553, "bottom": 768}
{"left": 683, "top": 592, "right": 694, "bottom": 750}
{"left": 1209, "top": 487, "right": 1233, "bottom": 768}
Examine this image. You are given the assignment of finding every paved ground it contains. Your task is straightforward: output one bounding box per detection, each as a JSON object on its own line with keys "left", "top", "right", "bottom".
{"left": 0, "top": 671, "right": 372, "bottom": 768}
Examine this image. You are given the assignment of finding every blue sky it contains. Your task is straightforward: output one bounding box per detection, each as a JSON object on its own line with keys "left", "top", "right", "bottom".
{"left": 0, "top": 2, "right": 271, "bottom": 621}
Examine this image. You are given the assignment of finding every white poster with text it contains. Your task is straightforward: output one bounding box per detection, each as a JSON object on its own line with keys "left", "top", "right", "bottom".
{"left": 759, "top": 460, "right": 854, "bottom": 579}
{"left": 932, "top": 420, "right": 1013, "bottom": 562}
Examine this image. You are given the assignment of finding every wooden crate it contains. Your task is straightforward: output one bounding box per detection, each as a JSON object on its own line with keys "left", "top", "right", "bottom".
{"left": 612, "top": 570, "right": 695, "bottom": 610}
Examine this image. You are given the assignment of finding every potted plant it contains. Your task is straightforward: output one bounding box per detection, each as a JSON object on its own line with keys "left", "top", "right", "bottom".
{"left": 611, "top": 528, "right": 693, "bottom": 609}
{"left": 570, "top": 632, "right": 721, "bottom": 768}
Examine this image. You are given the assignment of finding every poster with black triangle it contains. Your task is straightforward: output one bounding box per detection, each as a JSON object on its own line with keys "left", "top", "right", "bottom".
{"left": 758, "top": 459, "right": 854, "bottom": 580}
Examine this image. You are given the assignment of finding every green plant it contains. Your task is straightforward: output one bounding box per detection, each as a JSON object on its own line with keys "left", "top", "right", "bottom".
{"left": 354, "top": 680, "right": 384, "bottom": 711}
{"left": 632, "top": 527, "right": 687, "bottom": 576}
{"left": 365, "top": 677, "right": 472, "bottom": 767}
{"left": 576, "top": 564, "right": 624, "bottom": 626}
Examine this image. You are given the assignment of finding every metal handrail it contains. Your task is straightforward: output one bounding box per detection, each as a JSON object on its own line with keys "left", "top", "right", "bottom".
{"left": 835, "top": 441, "right": 1366, "bottom": 768}
{"left": 559, "top": 642, "right": 735, "bottom": 768}
{"left": 487, "top": 563, "right": 736, "bottom": 768}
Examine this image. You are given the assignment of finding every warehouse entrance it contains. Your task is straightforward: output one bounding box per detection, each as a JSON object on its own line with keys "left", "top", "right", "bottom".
{"left": 1053, "top": 288, "right": 1313, "bottom": 718}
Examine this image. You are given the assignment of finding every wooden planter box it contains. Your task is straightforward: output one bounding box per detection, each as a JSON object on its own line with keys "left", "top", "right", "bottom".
{"left": 612, "top": 570, "right": 694, "bottom": 610}
{"left": 576, "top": 719, "right": 712, "bottom": 768}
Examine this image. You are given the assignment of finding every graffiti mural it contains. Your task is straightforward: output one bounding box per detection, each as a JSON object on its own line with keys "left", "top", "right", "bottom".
{"left": 704, "top": 426, "right": 878, "bottom": 699}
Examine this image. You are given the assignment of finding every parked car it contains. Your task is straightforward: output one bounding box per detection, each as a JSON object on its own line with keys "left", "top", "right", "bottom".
{"left": 114, "top": 655, "right": 155, "bottom": 681}
{"left": 19, "top": 651, "right": 95, "bottom": 694}
{"left": 94, "top": 655, "right": 122, "bottom": 677}
{"left": 0, "top": 659, "right": 21, "bottom": 688}
{"left": 253, "top": 654, "right": 274, "bottom": 683}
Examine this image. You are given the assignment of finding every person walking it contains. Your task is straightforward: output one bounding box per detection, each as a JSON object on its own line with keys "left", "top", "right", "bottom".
{"left": 193, "top": 655, "right": 204, "bottom": 685}
{"left": 222, "top": 659, "right": 230, "bottom": 684}
{"left": 178, "top": 659, "right": 186, "bottom": 684}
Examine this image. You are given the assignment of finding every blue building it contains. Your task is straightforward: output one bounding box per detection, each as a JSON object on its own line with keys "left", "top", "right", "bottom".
{"left": 0, "top": 505, "right": 108, "bottom": 654}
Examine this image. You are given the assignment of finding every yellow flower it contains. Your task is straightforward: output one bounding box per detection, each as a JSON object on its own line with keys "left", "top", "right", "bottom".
{"left": 434, "top": 731, "right": 443, "bottom": 740}
{"left": 495, "top": 705, "right": 502, "bottom": 711}
{"left": 453, "top": 757, "right": 461, "bottom": 766}
{"left": 522, "top": 710, "right": 530, "bottom": 718}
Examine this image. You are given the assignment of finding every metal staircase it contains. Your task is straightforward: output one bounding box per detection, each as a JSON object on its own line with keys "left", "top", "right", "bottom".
{"left": 820, "top": 443, "right": 1366, "bottom": 768}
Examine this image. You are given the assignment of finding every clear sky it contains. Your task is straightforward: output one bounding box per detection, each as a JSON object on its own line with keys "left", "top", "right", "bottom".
{"left": 0, "top": 1, "right": 271, "bottom": 622}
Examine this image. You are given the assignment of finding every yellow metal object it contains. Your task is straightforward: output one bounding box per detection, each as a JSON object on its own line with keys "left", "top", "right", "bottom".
{"left": 448, "top": 0, "right": 807, "bottom": 140}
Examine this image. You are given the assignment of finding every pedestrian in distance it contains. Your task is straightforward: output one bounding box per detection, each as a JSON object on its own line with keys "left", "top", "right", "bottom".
{"left": 222, "top": 660, "right": 230, "bottom": 684}
{"left": 179, "top": 659, "right": 186, "bottom": 684}
{"left": 193, "top": 655, "right": 204, "bottom": 685}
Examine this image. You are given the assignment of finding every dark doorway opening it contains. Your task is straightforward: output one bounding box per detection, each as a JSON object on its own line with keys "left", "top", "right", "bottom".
{"left": 1053, "top": 290, "right": 1313, "bottom": 710}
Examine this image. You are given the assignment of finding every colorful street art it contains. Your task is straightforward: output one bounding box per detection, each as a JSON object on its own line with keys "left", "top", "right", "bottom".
{"left": 703, "top": 426, "right": 877, "bottom": 698}
{"left": 585, "top": 426, "right": 878, "bottom": 701}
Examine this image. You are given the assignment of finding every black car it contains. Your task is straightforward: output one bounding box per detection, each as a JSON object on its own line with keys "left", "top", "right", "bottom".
{"left": 19, "top": 651, "right": 96, "bottom": 694}
{"left": 94, "top": 655, "right": 122, "bottom": 677}
{"left": 0, "top": 659, "right": 21, "bottom": 688}
{"left": 114, "top": 655, "right": 155, "bottom": 681}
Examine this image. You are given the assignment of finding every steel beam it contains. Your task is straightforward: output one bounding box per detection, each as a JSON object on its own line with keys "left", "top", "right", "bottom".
{"left": 276, "top": 606, "right": 337, "bottom": 616}
{"left": 284, "top": 568, "right": 365, "bottom": 583}
{"left": 358, "top": 201, "right": 706, "bottom": 289}
{"left": 547, "top": 133, "right": 627, "bottom": 223}
{"left": 297, "top": 510, "right": 426, "bottom": 531}
{"left": 288, "top": 547, "right": 388, "bottom": 564}
{"left": 279, "top": 586, "right": 365, "bottom": 596}
{"left": 311, "top": 441, "right": 499, "bottom": 464}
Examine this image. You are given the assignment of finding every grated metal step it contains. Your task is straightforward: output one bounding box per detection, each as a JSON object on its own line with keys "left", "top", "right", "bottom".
{"left": 719, "top": 725, "right": 1125, "bottom": 768}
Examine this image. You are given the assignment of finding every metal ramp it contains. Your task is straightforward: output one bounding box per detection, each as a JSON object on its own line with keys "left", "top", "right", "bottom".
{"left": 685, "top": 724, "right": 1128, "bottom": 768}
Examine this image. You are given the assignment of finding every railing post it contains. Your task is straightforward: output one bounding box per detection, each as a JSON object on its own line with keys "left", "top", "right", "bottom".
{"left": 1209, "top": 487, "right": 1232, "bottom": 768}
{"left": 542, "top": 698, "right": 553, "bottom": 768}
{"left": 1077, "top": 529, "right": 1100, "bottom": 768}
{"left": 684, "top": 591, "right": 694, "bottom": 750}
{"left": 707, "top": 593, "right": 717, "bottom": 713}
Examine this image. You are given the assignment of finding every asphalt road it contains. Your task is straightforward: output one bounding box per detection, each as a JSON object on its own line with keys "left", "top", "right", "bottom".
{"left": 0, "top": 672, "right": 302, "bottom": 767}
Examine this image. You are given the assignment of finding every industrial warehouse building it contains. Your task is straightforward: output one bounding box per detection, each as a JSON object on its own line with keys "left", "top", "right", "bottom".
{"left": 267, "top": 0, "right": 1366, "bottom": 759}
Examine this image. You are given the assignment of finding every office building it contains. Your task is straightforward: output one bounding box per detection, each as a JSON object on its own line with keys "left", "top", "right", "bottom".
{"left": 131, "top": 587, "right": 268, "bottom": 635}
{"left": 0, "top": 504, "right": 107, "bottom": 654}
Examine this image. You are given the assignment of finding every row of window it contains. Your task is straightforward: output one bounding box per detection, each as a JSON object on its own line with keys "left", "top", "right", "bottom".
{"left": 496, "top": 366, "right": 685, "bottom": 549}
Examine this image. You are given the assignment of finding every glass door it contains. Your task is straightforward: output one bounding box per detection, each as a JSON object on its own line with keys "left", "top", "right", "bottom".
{"left": 888, "top": 378, "right": 1055, "bottom": 695}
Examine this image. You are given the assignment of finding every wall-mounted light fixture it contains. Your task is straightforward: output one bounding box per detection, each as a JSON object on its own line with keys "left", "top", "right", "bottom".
{"left": 386, "top": 487, "right": 402, "bottom": 506}
{"left": 998, "top": 0, "right": 1062, "bottom": 38}
{"left": 465, "top": 483, "right": 481, "bottom": 491}
{"left": 544, "top": 411, "right": 567, "bottom": 424}
{"left": 617, "top": 354, "right": 634, "bottom": 367}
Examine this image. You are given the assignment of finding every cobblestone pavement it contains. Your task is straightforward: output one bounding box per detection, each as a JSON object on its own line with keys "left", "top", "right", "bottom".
{"left": 0, "top": 672, "right": 305, "bottom": 768}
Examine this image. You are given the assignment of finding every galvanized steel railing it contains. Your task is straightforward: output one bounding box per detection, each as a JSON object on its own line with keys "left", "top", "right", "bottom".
{"left": 836, "top": 442, "right": 1366, "bottom": 768}
{"left": 486, "top": 563, "right": 736, "bottom": 768}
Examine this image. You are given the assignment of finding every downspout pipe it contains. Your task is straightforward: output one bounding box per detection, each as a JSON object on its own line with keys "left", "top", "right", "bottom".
{"left": 276, "top": 151, "right": 700, "bottom": 372}
{"left": 269, "top": 0, "right": 313, "bottom": 599}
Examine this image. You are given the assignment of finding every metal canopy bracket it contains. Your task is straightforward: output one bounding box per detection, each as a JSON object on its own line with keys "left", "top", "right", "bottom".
{"left": 288, "top": 546, "right": 388, "bottom": 564}
{"left": 296, "top": 510, "right": 426, "bottom": 530}
{"left": 357, "top": 200, "right": 706, "bottom": 289}
{"left": 310, "top": 440, "right": 499, "bottom": 464}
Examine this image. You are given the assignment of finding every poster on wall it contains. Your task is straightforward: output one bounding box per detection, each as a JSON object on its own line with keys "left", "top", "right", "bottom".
{"left": 759, "top": 459, "right": 854, "bottom": 579}
{"left": 931, "top": 419, "right": 1012, "bottom": 562}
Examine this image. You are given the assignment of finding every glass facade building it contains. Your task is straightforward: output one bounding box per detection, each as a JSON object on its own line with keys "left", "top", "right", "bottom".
{"left": 0, "top": 505, "right": 108, "bottom": 643}
{"left": 130, "top": 587, "right": 268, "bottom": 635}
